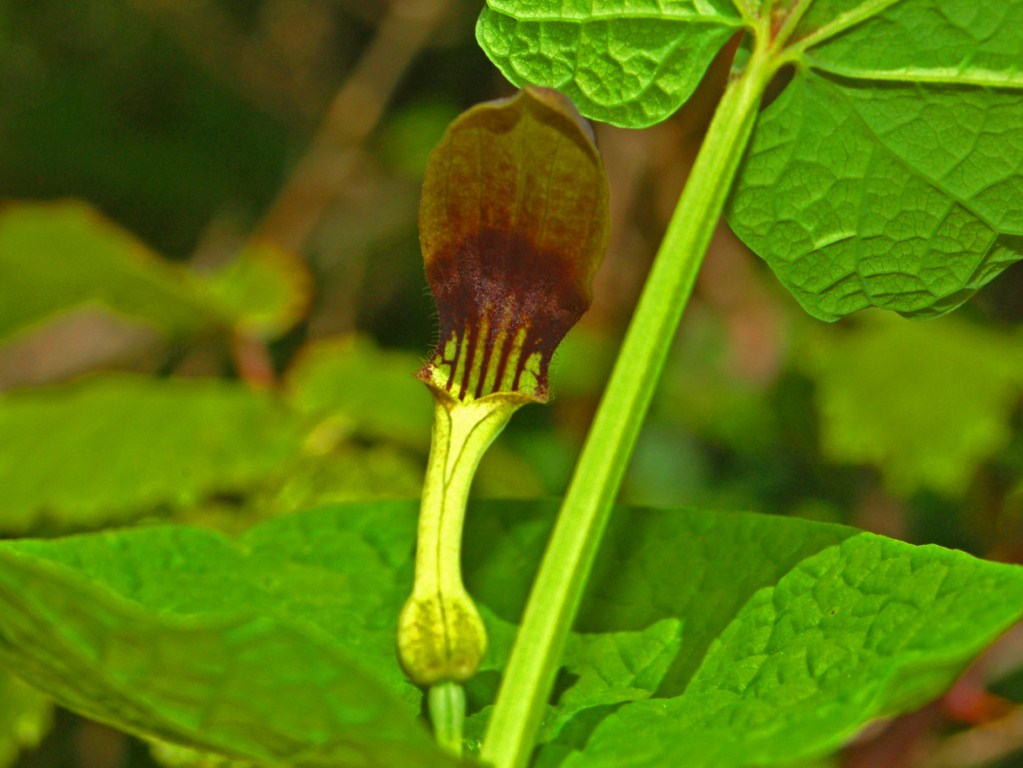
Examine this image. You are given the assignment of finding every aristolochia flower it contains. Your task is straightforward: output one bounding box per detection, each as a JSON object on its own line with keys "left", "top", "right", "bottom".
{"left": 398, "top": 89, "right": 609, "bottom": 706}
{"left": 417, "top": 88, "right": 610, "bottom": 404}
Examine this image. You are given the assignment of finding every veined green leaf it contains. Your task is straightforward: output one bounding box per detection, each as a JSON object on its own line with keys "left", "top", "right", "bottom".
{"left": 794, "top": 1, "right": 1023, "bottom": 86}
{"left": 561, "top": 531, "right": 1023, "bottom": 767}
{"left": 0, "top": 503, "right": 455, "bottom": 768}
{"left": 464, "top": 502, "right": 1023, "bottom": 765}
{"left": 477, "top": 0, "right": 1023, "bottom": 318}
{"left": 465, "top": 614, "right": 682, "bottom": 751}
{"left": 0, "top": 375, "right": 304, "bottom": 533}
{"left": 476, "top": 0, "right": 742, "bottom": 128}
{"left": 728, "top": 1, "right": 1023, "bottom": 320}
{"left": 465, "top": 500, "right": 855, "bottom": 695}
{"left": 538, "top": 619, "right": 683, "bottom": 742}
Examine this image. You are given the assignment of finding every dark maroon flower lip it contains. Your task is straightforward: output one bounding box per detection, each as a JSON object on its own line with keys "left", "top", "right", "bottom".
{"left": 417, "top": 88, "right": 610, "bottom": 403}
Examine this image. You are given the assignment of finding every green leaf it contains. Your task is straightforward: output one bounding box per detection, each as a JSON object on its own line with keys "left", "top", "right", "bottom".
{"left": 560, "top": 532, "right": 1023, "bottom": 767}
{"left": 0, "top": 202, "right": 311, "bottom": 345}
{"left": 794, "top": 1, "right": 1023, "bottom": 86}
{"left": 728, "top": 2, "right": 1023, "bottom": 320}
{"left": 477, "top": 2, "right": 1023, "bottom": 315}
{"left": 3, "top": 501, "right": 1020, "bottom": 767}
{"left": 0, "top": 502, "right": 458, "bottom": 768}
{"left": 286, "top": 336, "right": 434, "bottom": 450}
{"left": 463, "top": 502, "right": 1023, "bottom": 765}
{"left": 465, "top": 615, "right": 682, "bottom": 750}
{"left": 554, "top": 506, "right": 856, "bottom": 695}
{"left": 476, "top": 0, "right": 742, "bottom": 128}
{"left": 0, "top": 375, "right": 304, "bottom": 533}
{"left": 197, "top": 242, "right": 312, "bottom": 341}
{"left": 539, "top": 619, "right": 683, "bottom": 741}
{"left": 800, "top": 314, "right": 1023, "bottom": 496}
{"left": 0, "top": 670, "right": 52, "bottom": 768}
{"left": 0, "top": 202, "right": 211, "bottom": 342}
{"left": 259, "top": 445, "right": 425, "bottom": 513}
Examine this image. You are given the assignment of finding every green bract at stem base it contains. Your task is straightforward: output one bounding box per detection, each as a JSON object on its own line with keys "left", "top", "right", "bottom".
{"left": 480, "top": 31, "right": 783, "bottom": 768}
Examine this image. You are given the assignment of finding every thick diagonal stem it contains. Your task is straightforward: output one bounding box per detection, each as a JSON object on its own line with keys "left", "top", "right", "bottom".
{"left": 481, "top": 38, "right": 779, "bottom": 768}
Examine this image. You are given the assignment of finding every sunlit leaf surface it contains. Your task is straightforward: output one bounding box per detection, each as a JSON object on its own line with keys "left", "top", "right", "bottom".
{"left": 4, "top": 502, "right": 1004, "bottom": 767}
{"left": 477, "top": 0, "right": 1023, "bottom": 319}
{"left": 728, "top": 1, "right": 1023, "bottom": 319}
{"left": 476, "top": 0, "right": 742, "bottom": 127}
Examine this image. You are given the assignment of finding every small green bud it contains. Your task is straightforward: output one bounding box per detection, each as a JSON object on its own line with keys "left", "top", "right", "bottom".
{"left": 397, "top": 591, "right": 487, "bottom": 686}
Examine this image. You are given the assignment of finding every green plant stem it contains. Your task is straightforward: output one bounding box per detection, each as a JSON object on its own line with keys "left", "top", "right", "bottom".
{"left": 428, "top": 681, "right": 467, "bottom": 756}
{"left": 480, "top": 37, "right": 779, "bottom": 768}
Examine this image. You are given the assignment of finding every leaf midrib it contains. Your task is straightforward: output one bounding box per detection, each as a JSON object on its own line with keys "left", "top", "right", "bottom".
{"left": 805, "top": 58, "right": 1023, "bottom": 90}
{"left": 484, "top": 5, "right": 743, "bottom": 24}
{"left": 787, "top": 0, "right": 1023, "bottom": 90}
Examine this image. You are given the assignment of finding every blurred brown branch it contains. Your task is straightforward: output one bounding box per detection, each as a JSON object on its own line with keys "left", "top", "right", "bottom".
{"left": 148, "top": 0, "right": 453, "bottom": 383}
{"left": 255, "top": 0, "right": 452, "bottom": 255}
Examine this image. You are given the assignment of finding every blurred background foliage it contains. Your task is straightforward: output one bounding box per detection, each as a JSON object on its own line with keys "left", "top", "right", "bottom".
{"left": 1, "top": 1, "right": 1022, "bottom": 767}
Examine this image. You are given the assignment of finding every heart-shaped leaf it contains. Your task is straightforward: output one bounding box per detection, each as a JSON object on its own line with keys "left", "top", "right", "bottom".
{"left": 476, "top": 0, "right": 742, "bottom": 128}
{"left": 728, "top": 1, "right": 1023, "bottom": 319}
